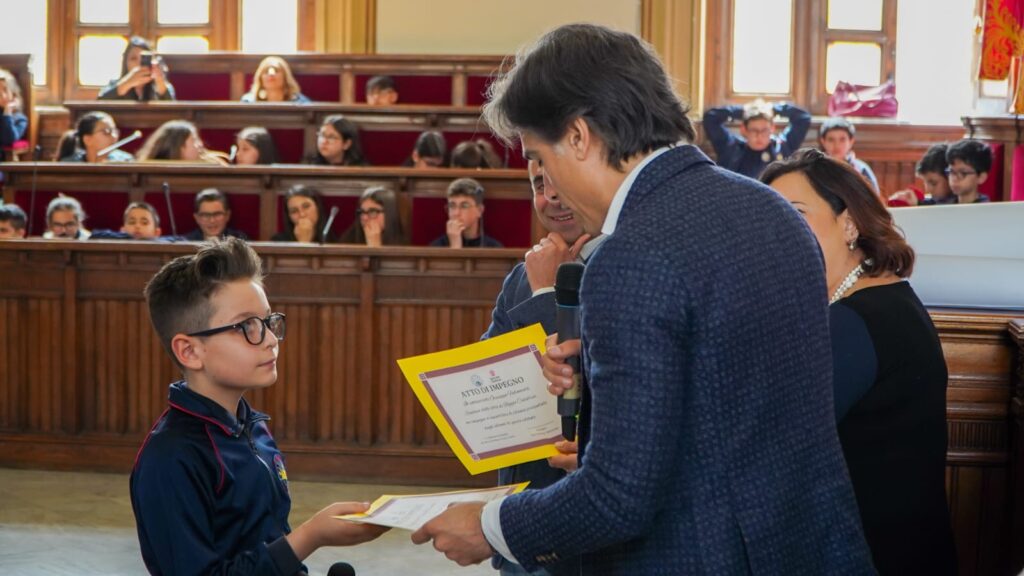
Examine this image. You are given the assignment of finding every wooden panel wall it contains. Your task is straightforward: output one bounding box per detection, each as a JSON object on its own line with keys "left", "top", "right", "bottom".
{"left": 0, "top": 242, "right": 1020, "bottom": 575}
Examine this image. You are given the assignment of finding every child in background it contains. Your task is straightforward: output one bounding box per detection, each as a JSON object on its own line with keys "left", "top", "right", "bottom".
{"left": 818, "top": 117, "right": 879, "bottom": 193}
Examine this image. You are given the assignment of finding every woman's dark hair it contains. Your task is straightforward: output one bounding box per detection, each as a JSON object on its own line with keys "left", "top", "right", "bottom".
{"left": 76, "top": 111, "right": 114, "bottom": 146}
{"left": 236, "top": 126, "right": 279, "bottom": 164}
{"left": 413, "top": 130, "right": 447, "bottom": 164}
{"left": 137, "top": 120, "right": 198, "bottom": 161}
{"left": 308, "top": 114, "right": 366, "bottom": 166}
{"left": 450, "top": 139, "right": 502, "bottom": 168}
{"left": 121, "top": 36, "right": 154, "bottom": 77}
{"left": 55, "top": 129, "right": 79, "bottom": 161}
{"left": 340, "top": 186, "right": 407, "bottom": 245}
{"left": 281, "top": 185, "right": 334, "bottom": 242}
{"left": 484, "top": 23, "right": 695, "bottom": 168}
{"left": 761, "top": 148, "right": 915, "bottom": 278}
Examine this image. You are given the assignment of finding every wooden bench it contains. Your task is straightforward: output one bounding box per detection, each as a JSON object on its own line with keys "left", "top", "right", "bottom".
{"left": 0, "top": 240, "right": 1020, "bottom": 576}
{"left": 159, "top": 52, "right": 506, "bottom": 106}
{"left": 61, "top": 101, "right": 521, "bottom": 166}
{"left": 0, "top": 163, "right": 538, "bottom": 247}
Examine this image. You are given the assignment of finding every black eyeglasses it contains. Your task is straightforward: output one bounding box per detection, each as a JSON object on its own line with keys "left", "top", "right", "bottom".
{"left": 356, "top": 208, "right": 384, "bottom": 217}
{"left": 187, "top": 313, "right": 286, "bottom": 345}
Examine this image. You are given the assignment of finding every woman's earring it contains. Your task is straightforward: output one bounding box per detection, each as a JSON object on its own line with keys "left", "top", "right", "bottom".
{"left": 848, "top": 239, "right": 857, "bottom": 251}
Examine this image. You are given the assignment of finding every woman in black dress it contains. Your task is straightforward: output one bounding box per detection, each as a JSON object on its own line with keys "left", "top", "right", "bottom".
{"left": 763, "top": 148, "right": 957, "bottom": 575}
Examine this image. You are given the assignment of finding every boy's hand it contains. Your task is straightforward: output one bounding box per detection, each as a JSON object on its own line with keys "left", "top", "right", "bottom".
{"left": 287, "top": 502, "right": 390, "bottom": 560}
{"left": 446, "top": 219, "right": 465, "bottom": 248}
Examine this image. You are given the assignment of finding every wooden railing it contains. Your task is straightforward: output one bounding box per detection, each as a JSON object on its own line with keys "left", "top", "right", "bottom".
{"left": 0, "top": 163, "right": 538, "bottom": 248}
{"left": 157, "top": 52, "right": 506, "bottom": 105}
{"left": 59, "top": 101, "right": 514, "bottom": 166}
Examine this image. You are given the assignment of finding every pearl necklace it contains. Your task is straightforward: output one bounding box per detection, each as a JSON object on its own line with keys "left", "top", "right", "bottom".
{"left": 830, "top": 263, "right": 864, "bottom": 304}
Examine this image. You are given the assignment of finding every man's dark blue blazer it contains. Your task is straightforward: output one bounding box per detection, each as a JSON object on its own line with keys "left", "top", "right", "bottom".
{"left": 495, "top": 145, "right": 875, "bottom": 575}
{"left": 483, "top": 262, "right": 566, "bottom": 491}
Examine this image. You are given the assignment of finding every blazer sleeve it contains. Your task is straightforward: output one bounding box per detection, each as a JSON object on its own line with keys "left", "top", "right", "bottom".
{"left": 701, "top": 105, "right": 743, "bottom": 156}
{"left": 131, "top": 434, "right": 303, "bottom": 576}
{"left": 496, "top": 245, "right": 689, "bottom": 571}
{"left": 483, "top": 264, "right": 558, "bottom": 339}
{"left": 776, "top": 103, "right": 811, "bottom": 153}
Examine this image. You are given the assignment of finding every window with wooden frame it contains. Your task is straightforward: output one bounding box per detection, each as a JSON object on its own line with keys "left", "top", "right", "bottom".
{"left": 704, "top": 0, "right": 897, "bottom": 115}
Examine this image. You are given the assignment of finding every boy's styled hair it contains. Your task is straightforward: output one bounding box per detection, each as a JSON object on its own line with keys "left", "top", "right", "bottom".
{"left": 447, "top": 178, "right": 485, "bottom": 205}
{"left": 819, "top": 117, "right": 855, "bottom": 139}
{"left": 124, "top": 201, "right": 161, "bottom": 227}
{"left": 144, "top": 238, "right": 264, "bottom": 367}
{"left": 946, "top": 139, "right": 993, "bottom": 174}
{"left": 916, "top": 143, "right": 948, "bottom": 175}
{"left": 366, "top": 75, "right": 396, "bottom": 94}
{"left": 0, "top": 204, "right": 28, "bottom": 230}
{"left": 194, "top": 188, "right": 230, "bottom": 213}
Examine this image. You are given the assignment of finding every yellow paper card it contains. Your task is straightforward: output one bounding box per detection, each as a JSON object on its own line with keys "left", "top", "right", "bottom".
{"left": 397, "top": 323, "right": 562, "bottom": 475}
{"left": 337, "top": 483, "right": 530, "bottom": 530}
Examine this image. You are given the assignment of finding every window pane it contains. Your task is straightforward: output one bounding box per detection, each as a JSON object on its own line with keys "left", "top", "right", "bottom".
{"left": 242, "top": 0, "right": 298, "bottom": 53}
{"left": 731, "top": 0, "right": 793, "bottom": 94}
{"left": 79, "top": 0, "right": 129, "bottom": 24}
{"left": 826, "top": 42, "right": 881, "bottom": 93}
{"left": 157, "top": 0, "right": 209, "bottom": 24}
{"left": 156, "top": 36, "right": 210, "bottom": 54}
{"left": 79, "top": 35, "right": 127, "bottom": 86}
{"left": 0, "top": 0, "right": 48, "bottom": 84}
{"left": 828, "top": 0, "right": 883, "bottom": 30}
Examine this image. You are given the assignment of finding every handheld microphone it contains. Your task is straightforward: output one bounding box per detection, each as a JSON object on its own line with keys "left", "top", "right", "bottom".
{"left": 327, "top": 562, "right": 356, "bottom": 576}
{"left": 98, "top": 130, "right": 142, "bottom": 158}
{"left": 554, "top": 262, "right": 585, "bottom": 441}
{"left": 27, "top": 144, "right": 42, "bottom": 236}
{"left": 321, "top": 205, "right": 339, "bottom": 243}
{"left": 162, "top": 181, "right": 178, "bottom": 237}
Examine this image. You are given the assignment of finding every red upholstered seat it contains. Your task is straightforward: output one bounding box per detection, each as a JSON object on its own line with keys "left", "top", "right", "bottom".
{"left": 410, "top": 196, "right": 531, "bottom": 247}
{"left": 143, "top": 190, "right": 261, "bottom": 240}
{"left": 242, "top": 73, "right": 340, "bottom": 102}
{"left": 15, "top": 190, "right": 135, "bottom": 234}
{"left": 276, "top": 195, "right": 361, "bottom": 240}
{"left": 171, "top": 72, "right": 232, "bottom": 100}
{"left": 355, "top": 75, "right": 452, "bottom": 105}
{"left": 466, "top": 75, "right": 493, "bottom": 106}
{"left": 359, "top": 130, "right": 522, "bottom": 168}
{"left": 978, "top": 142, "right": 1003, "bottom": 201}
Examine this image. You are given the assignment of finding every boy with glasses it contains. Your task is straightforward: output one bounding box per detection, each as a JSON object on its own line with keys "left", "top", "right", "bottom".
{"left": 132, "top": 238, "right": 387, "bottom": 574}
{"left": 43, "top": 195, "right": 91, "bottom": 239}
{"left": 430, "top": 177, "right": 503, "bottom": 248}
{"left": 945, "top": 139, "right": 992, "bottom": 204}
{"left": 702, "top": 99, "right": 811, "bottom": 179}
{"left": 186, "top": 188, "right": 250, "bottom": 241}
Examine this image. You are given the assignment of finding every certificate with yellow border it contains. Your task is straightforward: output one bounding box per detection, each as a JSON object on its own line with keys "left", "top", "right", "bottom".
{"left": 336, "top": 483, "right": 529, "bottom": 530}
{"left": 397, "top": 323, "right": 562, "bottom": 475}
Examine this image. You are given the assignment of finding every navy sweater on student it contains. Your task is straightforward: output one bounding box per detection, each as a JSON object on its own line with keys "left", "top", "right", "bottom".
{"left": 130, "top": 381, "right": 305, "bottom": 575}
{"left": 702, "top": 103, "right": 811, "bottom": 179}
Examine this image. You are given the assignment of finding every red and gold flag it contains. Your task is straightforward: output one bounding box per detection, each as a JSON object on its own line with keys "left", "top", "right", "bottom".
{"left": 981, "top": 0, "right": 1024, "bottom": 80}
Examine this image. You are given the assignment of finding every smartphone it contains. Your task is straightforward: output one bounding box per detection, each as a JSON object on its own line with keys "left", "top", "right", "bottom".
{"left": 140, "top": 52, "right": 153, "bottom": 68}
